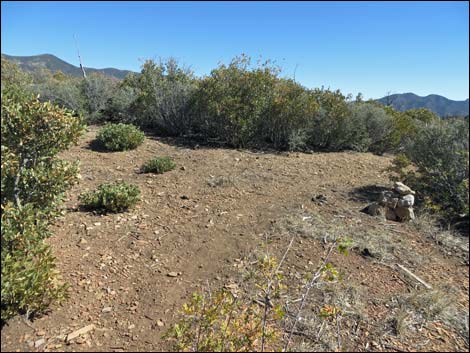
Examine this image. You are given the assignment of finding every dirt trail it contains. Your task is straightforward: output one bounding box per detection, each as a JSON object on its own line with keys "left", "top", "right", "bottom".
{"left": 1, "top": 127, "right": 468, "bottom": 352}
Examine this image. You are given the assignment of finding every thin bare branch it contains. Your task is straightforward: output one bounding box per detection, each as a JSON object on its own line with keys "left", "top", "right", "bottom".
{"left": 283, "top": 241, "right": 336, "bottom": 352}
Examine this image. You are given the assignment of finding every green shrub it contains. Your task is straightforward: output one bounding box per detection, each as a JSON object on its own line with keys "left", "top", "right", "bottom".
{"left": 347, "top": 102, "right": 395, "bottom": 154}
{"left": 96, "top": 123, "right": 145, "bottom": 151}
{"left": 31, "top": 73, "right": 84, "bottom": 113}
{"left": 389, "top": 117, "right": 469, "bottom": 228}
{"left": 1, "top": 86, "right": 84, "bottom": 321}
{"left": 192, "top": 55, "right": 279, "bottom": 147}
{"left": 141, "top": 156, "right": 176, "bottom": 174}
{"left": 261, "top": 79, "right": 319, "bottom": 150}
{"left": 123, "top": 58, "right": 197, "bottom": 135}
{"left": 307, "top": 88, "right": 353, "bottom": 151}
{"left": 101, "top": 85, "right": 137, "bottom": 124}
{"left": 79, "top": 182, "right": 141, "bottom": 212}
{"left": 80, "top": 73, "right": 119, "bottom": 123}
{"left": 1, "top": 58, "right": 32, "bottom": 93}
{"left": 1, "top": 204, "right": 67, "bottom": 320}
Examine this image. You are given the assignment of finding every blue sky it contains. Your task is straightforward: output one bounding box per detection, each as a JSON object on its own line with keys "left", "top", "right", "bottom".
{"left": 1, "top": 1, "right": 468, "bottom": 100}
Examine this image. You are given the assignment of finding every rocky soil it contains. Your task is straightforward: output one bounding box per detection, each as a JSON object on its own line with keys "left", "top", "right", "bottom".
{"left": 1, "top": 126, "right": 468, "bottom": 352}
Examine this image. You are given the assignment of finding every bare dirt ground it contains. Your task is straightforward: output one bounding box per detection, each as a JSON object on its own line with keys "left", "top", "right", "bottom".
{"left": 1, "top": 126, "right": 469, "bottom": 352}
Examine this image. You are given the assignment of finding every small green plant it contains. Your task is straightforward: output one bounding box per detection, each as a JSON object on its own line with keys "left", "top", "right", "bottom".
{"left": 79, "top": 182, "right": 140, "bottom": 212}
{"left": 141, "top": 156, "right": 176, "bottom": 174}
{"left": 166, "top": 236, "right": 352, "bottom": 352}
{"left": 165, "top": 255, "right": 285, "bottom": 352}
{"left": 95, "top": 123, "right": 145, "bottom": 151}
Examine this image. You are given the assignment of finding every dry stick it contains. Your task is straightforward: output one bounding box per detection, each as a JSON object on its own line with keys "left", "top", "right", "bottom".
{"left": 261, "top": 235, "right": 296, "bottom": 352}
{"left": 283, "top": 241, "right": 336, "bottom": 352}
{"left": 335, "top": 312, "right": 342, "bottom": 350}
{"left": 395, "top": 264, "right": 432, "bottom": 289}
{"left": 74, "top": 34, "right": 87, "bottom": 79}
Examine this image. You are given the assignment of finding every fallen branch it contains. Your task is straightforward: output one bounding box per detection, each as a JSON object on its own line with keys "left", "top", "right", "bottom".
{"left": 395, "top": 264, "right": 432, "bottom": 289}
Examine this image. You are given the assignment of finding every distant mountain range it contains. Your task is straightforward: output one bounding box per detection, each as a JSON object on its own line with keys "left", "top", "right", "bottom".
{"left": 2, "top": 53, "right": 133, "bottom": 80}
{"left": 376, "top": 93, "right": 469, "bottom": 117}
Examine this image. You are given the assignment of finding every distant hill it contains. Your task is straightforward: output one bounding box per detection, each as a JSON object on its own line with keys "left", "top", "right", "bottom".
{"left": 377, "top": 93, "right": 469, "bottom": 117}
{"left": 2, "top": 53, "right": 134, "bottom": 80}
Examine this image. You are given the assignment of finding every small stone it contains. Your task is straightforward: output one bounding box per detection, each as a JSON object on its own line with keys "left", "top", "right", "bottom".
{"left": 180, "top": 195, "right": 189, "bottom": 200}
{"left": 94, "top": 222, "right": 102, "bottom": 226}
{"left": 167, "top": 272, "right": 178, "bottom": 277}
{"left": 36, "top": 331, "right": 46, "bottom": 336}
{"left": 76, "top": 337, "right": 86, "bottom": 344}
{"left": 156, "top": 319, "right": 164, "bottom": 327}
{"left": 101, "top": 307, "right": 112, "bottom": 313}
{"left": 34, "top": 338, "right": 46, "bottom": 348}
{"left": 128, "top": 324, "right": 135, "bottom": 330}
{"left": 180, "top": 166, "right": 186, "bottom": 171}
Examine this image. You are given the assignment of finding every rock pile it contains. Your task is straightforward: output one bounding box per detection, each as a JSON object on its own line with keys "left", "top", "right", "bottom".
{"left": 363, "top": 182, "right": 416, "bottom": 222}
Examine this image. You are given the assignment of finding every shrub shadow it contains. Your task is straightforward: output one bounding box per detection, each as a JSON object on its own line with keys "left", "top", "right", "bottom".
{"left": 349, "top": 184, "right": 389, "bottom": 203}
{"left": 85, "top": 139, "right": 111, "bottom": 153}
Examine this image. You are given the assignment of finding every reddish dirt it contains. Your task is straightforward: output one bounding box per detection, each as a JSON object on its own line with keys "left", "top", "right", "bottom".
{"left": 1, "top": 126, "right": 468, "bottom": 352}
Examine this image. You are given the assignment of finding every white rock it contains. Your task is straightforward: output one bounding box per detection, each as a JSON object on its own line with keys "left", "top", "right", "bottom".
{"left": 394, "top": 182, "right": 415, "bottom": 195}
{"left": 399, "top": 194, "right": 415, "bottom": 207}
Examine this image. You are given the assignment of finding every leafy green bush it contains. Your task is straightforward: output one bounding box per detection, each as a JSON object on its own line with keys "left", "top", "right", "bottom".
{"left": 101, "top": 85, "right": 137, "bottom": 124}
{"left": 389, "top": 117, "right": 469, "bottom": 229}
{"left": 1, "top": 58, "right": 32, "bottom": 93}
{"left": 123, "top": 58, "right": 197, "bottom": 135}
{"left": 1, "top": 86, "right": 84, "bottom": 321}
{"left": 261, "top": 79, "right": 319, "bottom": 150}
{"left": 348, "top": 102, "right": 395, "bottom": 153}
{"left": 165, "top": 254, "right": 285, "bottom": 352}
{"left": 96, "top": 123, "right": 145, "bottom": 151}
{"left": 79, "top": 182, "right": 141, "bottom": 212}
{"left": 192, "top": 55, "right": 279, "bottom": 147}
{"left": 30, "top": 72, "right": 84, "bottom": 113}
{"left": 1, "top": 204, "right": 67, "bottom": 320}
{"left": 380, "top": 106, "right": 440, "bottom": 152}
{"left": 1, "top": 89, "right": 84, "bottom": 211}
{"left": 80, "top": 73, "right": 119, "bottom": 123}
{"left": 141, "top": 156, "right": 176, "bottom": 174}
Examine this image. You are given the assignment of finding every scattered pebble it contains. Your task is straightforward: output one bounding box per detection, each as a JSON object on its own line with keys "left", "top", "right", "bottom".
{"left": 34, "top": 338, "right": 46, "bottom": 348}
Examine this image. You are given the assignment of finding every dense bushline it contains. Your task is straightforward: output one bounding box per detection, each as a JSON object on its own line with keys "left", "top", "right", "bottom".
{"left": 1, "top": 59, "right": 85, "bottom": 321}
